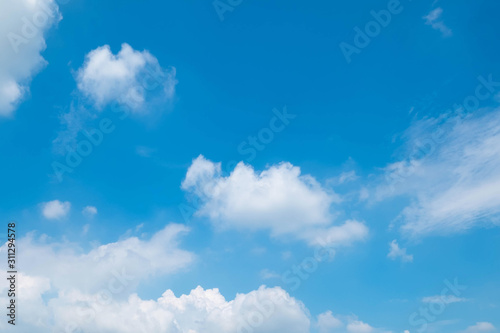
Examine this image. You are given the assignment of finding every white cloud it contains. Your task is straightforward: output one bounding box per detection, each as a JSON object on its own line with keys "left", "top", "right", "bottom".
{"left": 76, "top": 43, "right": 177, "bottom": 112}
{"left": 328, "top": 170, "right": 359, "bottom": 186}
{"left": 260, "top": 269, "right": 280, "bottom": 280}
{"left": 422, "top": 295, "right": 468, "bottom": 304}
{"left": 315, "top": 312, "right": 390, "bottom": 333}
{"left": 182, "top": 155, "right": 368, "bottom": 247}
{"left": 0, "top": 224, "right": 382, "bottom": 333}
{"left": 0, "top": 0, "right": 61, "bottom": 116}
{"left": 462, "top": 322, "right": 496, "bottom": 333}
{"left": 423, "top": 8, "right": 452, "bottom": 37}
{"left": 0, "top": 278, "right": 311, "bottom": 333}
{"left": 387, "top": 240, "right": 413, "bottom": 263}
{"left": 347, "top": 320, "right": 374, "bottom": 333}
{"left": 376, "top": 109, "right": 500, "bottom": 237}
{"left": 317, "top": 311, "right": 343, "bottom": 333}
{"left": 6, "top": 223, "right": 194, "bottom": 293}
{"left": 82, "top": 205, "right": 98, "bottom": 218}
{"left": 41, "top": 199, "right": 71, "bottom": 220}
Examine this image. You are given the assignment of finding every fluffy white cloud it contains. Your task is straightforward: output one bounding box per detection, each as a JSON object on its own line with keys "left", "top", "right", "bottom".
{"left": 82, "top": 205, "right": 98, "bottom": 217}
{"left": 7, "top": 223, "right": 194, "bottom": 293}
{"left": 387, "top": 240, "right": 413, "bottom": 263}
{"left": 76, "top": 43, "right": 177, "bottom": 112}
{"left": 462, "top": 322, "right": 496, "bottom": 333}
{"left": 0, "top": 0, "right": 61, "bottom": 116}
{"left": 376, "top": 109, "right": 500, "bottom": 237}
{"left": 182, "top": 155, "right": 368, "bottom": 247}
{"left": 421, "top": 295, "right": 468, "bottom": 304}
{"left": 41, "top": 199, "right": 71, "bottom": 220}
{"left": 423, "top": 8, "right": 452, "bottom": 37}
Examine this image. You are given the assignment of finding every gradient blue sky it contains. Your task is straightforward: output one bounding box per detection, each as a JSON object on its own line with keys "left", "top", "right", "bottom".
{"left": 1, "top": 0, "right": 500, "bottom": 332}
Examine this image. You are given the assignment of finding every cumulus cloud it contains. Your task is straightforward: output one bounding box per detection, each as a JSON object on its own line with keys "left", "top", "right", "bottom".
{"left": 462, "top": 322, "right": 496, "bottom": 333}
{"left": 41, "top": 199, "right": 71, "bottom": 220}
{"left": 375, "top": 109, "right": 500, "bottom": 237}
{"left": 0, "top": 0, "right": 61, "bottom": 116}
{"left": 182, "top": 155, "right": 368, "bottom": 247}
{"left": 423, "top": 8, "right": 452, "bottom": 37}
{"left": 387, "top": 240, "right": 413, "bottom": 263}
{"left": 76, "top": 43, "right": 177, "bottom": 112}
{"left": 82, "top": 205, "right": 98, "bottom": 218}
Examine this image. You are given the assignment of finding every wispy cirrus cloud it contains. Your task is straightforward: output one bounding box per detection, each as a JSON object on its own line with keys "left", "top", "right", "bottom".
{"left": 374, "top": 108, "right": 500, "bottom": 237}
{"left": 461, "top": 322, "right": 496, "bottom": 333}
{"left": 424, "top": 7, "right": 452, "bottom": 37}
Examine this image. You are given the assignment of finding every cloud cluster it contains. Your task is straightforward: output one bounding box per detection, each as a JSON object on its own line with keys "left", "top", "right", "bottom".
{"left": 76, "top": 43, "right": 177, "bottom": 112}
{"left": 182, "top": 155, "right": 368, "bottom": 247}
{"left": 0, "top": 280, "right": 311, "bottom": 333}
{"left": 0, "top": 225, "right": 311, "bottom": 332}
{"left": 0, "top": 0, "right": 61, "bottom": 116}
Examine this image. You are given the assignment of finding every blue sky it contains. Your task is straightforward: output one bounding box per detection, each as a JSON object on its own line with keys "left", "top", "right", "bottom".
{"left": 1, "top": 0, "right": 500, "bottom": 332}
